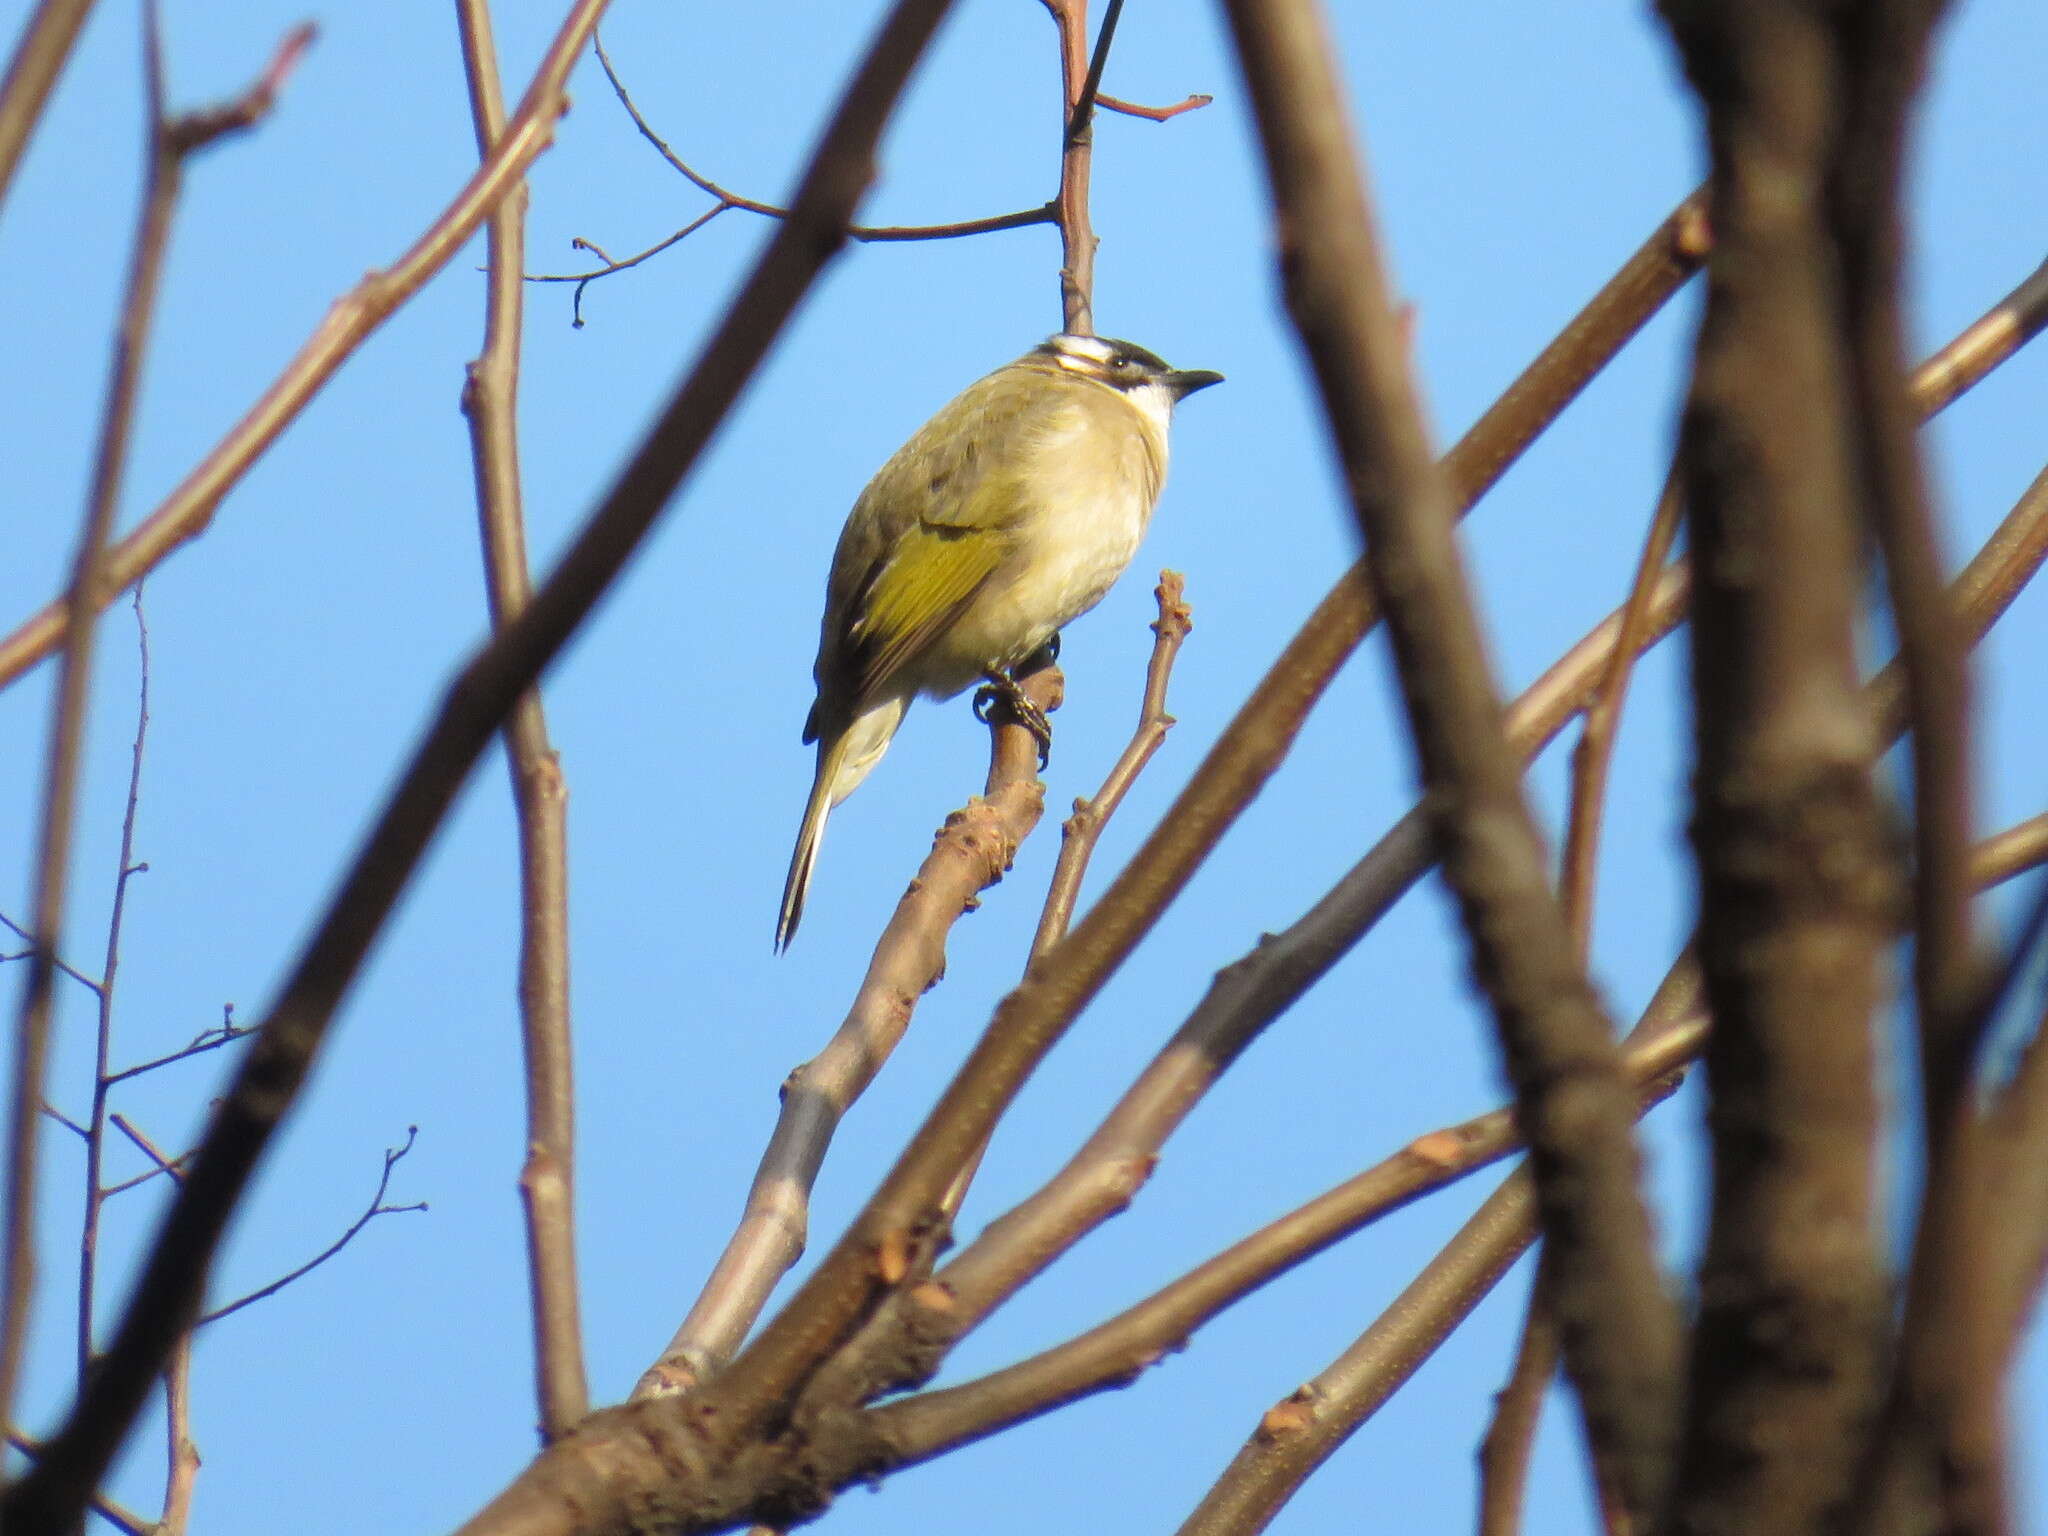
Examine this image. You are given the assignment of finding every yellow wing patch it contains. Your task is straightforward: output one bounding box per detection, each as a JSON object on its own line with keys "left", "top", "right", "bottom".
{"left": 850, "top": 522, "right": 1007, "bottom": 701}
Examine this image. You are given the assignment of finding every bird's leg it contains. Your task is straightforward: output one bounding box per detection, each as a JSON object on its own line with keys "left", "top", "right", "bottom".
{"left": 1018, "top": 630, "right": 1061, "bottom": 671}
{"left": 974, "top": 668, "right": 1054, "bottom": 768}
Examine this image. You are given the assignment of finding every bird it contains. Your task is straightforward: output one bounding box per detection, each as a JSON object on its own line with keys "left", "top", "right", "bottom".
{"left": 775, "top": 331, "right": 1223, "bottom": 950}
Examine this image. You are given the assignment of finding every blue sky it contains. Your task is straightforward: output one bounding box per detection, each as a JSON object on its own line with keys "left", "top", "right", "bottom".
{"left": 4, "top": 1, "right": 2046, "bottom": 1532}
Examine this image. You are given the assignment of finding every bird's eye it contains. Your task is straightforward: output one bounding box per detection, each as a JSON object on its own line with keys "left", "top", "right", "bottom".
{"left": 1110, "top": 354, "right": 1132, "bottom": 370}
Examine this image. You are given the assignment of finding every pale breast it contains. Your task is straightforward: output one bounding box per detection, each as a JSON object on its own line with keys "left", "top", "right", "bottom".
{"left": 926, "top": 386, "right": 1167, "bottom": 692}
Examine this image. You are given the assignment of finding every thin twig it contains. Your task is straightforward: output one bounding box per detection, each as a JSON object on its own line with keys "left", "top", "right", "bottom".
{"left": 103, "top": 1005, "right": 252, "bottom": 1087}
{"left": 0, "top": 912, "right": 101, "bottom": 993}
{"left": 6, "top": 4, "right": 959, "bottom": 1528}
{"left": 107, "top": 1113, "right": 180, "bottom": 1178}
{"left": 918, "top": 574, "right": 1188, "bottom": 1235}
{"left": 1180, "top": 1171, "right": 1546, "bottom": 1536}
{"left": 1476, "top": 1255, "right": 1561, "bottom": 1536}
{"left": 930, "top": 575, "right": 1193, "bottom": 1236}
{"left": 1511, "top": 466, "right": 1686, "bottom": 1536}
{"left": 78, "top": 590, "right": 153, "bottom": 1391}
{"left": 1558, "top": 467, "right": 1684, "bottom": 956}
{"left": 0, "top": 1, "right": 601, "bottom": 693}
{"left": 1064, "top": 0, "right": 1122, "bottom": 142}
{"left": 1029, "top": 573, "right": 1192, "bottom": 964}
{"left": 1981, "top": 847, "right": 2048, "bottom": 1357}
{"left": 1097, "top": 90, "right": 1211, "bottom": 122}
{"left": 456, "top": 0, "right": 588, "bottom": 1445}
{"left": 100, "top": 1159, "right": 187, "bottom": 1199}
{"left": 198, "top": 1128, "right": 425, "bottom": 1325}
{"left": 41, "top": 1105, "right": 89, "bottom": 1141}
{"left": 557, "top": 30, "right": 1053, "bottom": 320}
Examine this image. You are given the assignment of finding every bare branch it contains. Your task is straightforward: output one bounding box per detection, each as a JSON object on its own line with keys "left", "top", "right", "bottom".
{"left": 107, "top": 1114, "right": 182, "bottom": 1180}
{"left": 1177, "top": 1171, "right": 1545, "bottom": 1536}
{"left": 1029, "top": 572, "right": 1191, "bottom": 962}
{"left": 78, "top": 590, "right": 154, "bottom": 1390}
{"left": 0, "top": 0, "right": 609, "bottom": 694}
{"left": 1828, "top": 5, "right": 2001, "bottom": 1531}
{"left": 1658, "top": 5, "right": 1906, "bottom": 1531}
{"left": 1042, "top": 0, "right": 1107, "bottom": 332}
{"left": 40, "top": 1105, "right": 89, "bottom": 1142}
{"left": 2, "top": 0, "right": 232, "bottom": 1436}
{"left": 1981, "top": 845, "right": 2048, "bottom": 1359}
{"left": 198, "top": 1128, "right": 425, "bottom": 1326}
{"left": 1476, "top": 1257, "right": 1561, "bottom": 1536}
{"left": 554, "top": 30, "right": 1053, "bottom": 320}
{"left": 1558, "top": 467, "right": 1684, "bottom": 954}
{"left": 1166, "top": 799, "right": 2048, "bottom": 1536}
{"left": 1222, "top": 0, "right": 1681, "bottom": 1521}
{"left": 0, "top": 0, "right": 101, "bottom": 213}
{"left": 1097, "top": 90, "right": 1211, "bottom": 122}
{"left": 864, "top": 1023, "right": 1700, "bottom": 1480}
{"left": 455, "top": 0, "right": 589, "bottom": 1445}
{"left": 635, "top": 668, "right": 1059, "bottom": 1399}
{"left": 156, "top": 1333, "right": 197, "bottom": 1536}
{"left": 103, "top": 1005, "right": 252, "bottom": 1087}
{"left": 0, "top": 912, "right": 101, "bottom": 994}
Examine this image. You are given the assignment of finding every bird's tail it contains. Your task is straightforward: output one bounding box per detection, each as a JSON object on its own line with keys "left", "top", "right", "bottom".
{"left": 776, "top": 697, "right": 907, "bottom": 950}
{"left": 776, "top": 735, "right": 847, "bottom": 952}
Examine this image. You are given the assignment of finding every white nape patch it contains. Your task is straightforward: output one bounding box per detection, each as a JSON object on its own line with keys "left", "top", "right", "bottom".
{"left": 1047, "top": 333, "right": 1119, "bottom": 373}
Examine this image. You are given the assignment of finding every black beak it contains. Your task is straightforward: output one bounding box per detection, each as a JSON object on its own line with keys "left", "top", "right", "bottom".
{"left": 1165, "top": 368, "right": 1224, "bottom": 400}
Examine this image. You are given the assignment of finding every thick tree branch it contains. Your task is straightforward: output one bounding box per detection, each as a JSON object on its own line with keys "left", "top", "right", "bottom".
{"left": 1220, "top": 0, "right": 1681, "bottom": 1523}
{"left": 1657, "top": 5, "right": 1900, "bottom": 1533}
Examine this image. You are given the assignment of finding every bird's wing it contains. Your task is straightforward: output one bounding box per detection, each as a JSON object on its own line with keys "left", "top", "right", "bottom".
{"left": 813, "top": 371, "right": 1077, "bottom": 715}
{"left": 844, "top": 518, "right": 1010, "bottom": 703}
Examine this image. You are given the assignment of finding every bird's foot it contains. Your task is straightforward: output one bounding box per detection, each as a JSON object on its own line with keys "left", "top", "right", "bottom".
{"left": 974, "top": 669, "right": 1054, "bottom": 768}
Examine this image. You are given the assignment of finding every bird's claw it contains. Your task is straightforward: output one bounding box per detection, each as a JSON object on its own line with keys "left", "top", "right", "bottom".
{"left": 975, "top": 671, "right": 1054, "bottom": 769}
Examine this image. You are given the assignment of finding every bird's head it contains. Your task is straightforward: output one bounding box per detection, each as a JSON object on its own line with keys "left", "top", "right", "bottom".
{"left": 1029, "top": 333, "right": 1224, "bottom": 412}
